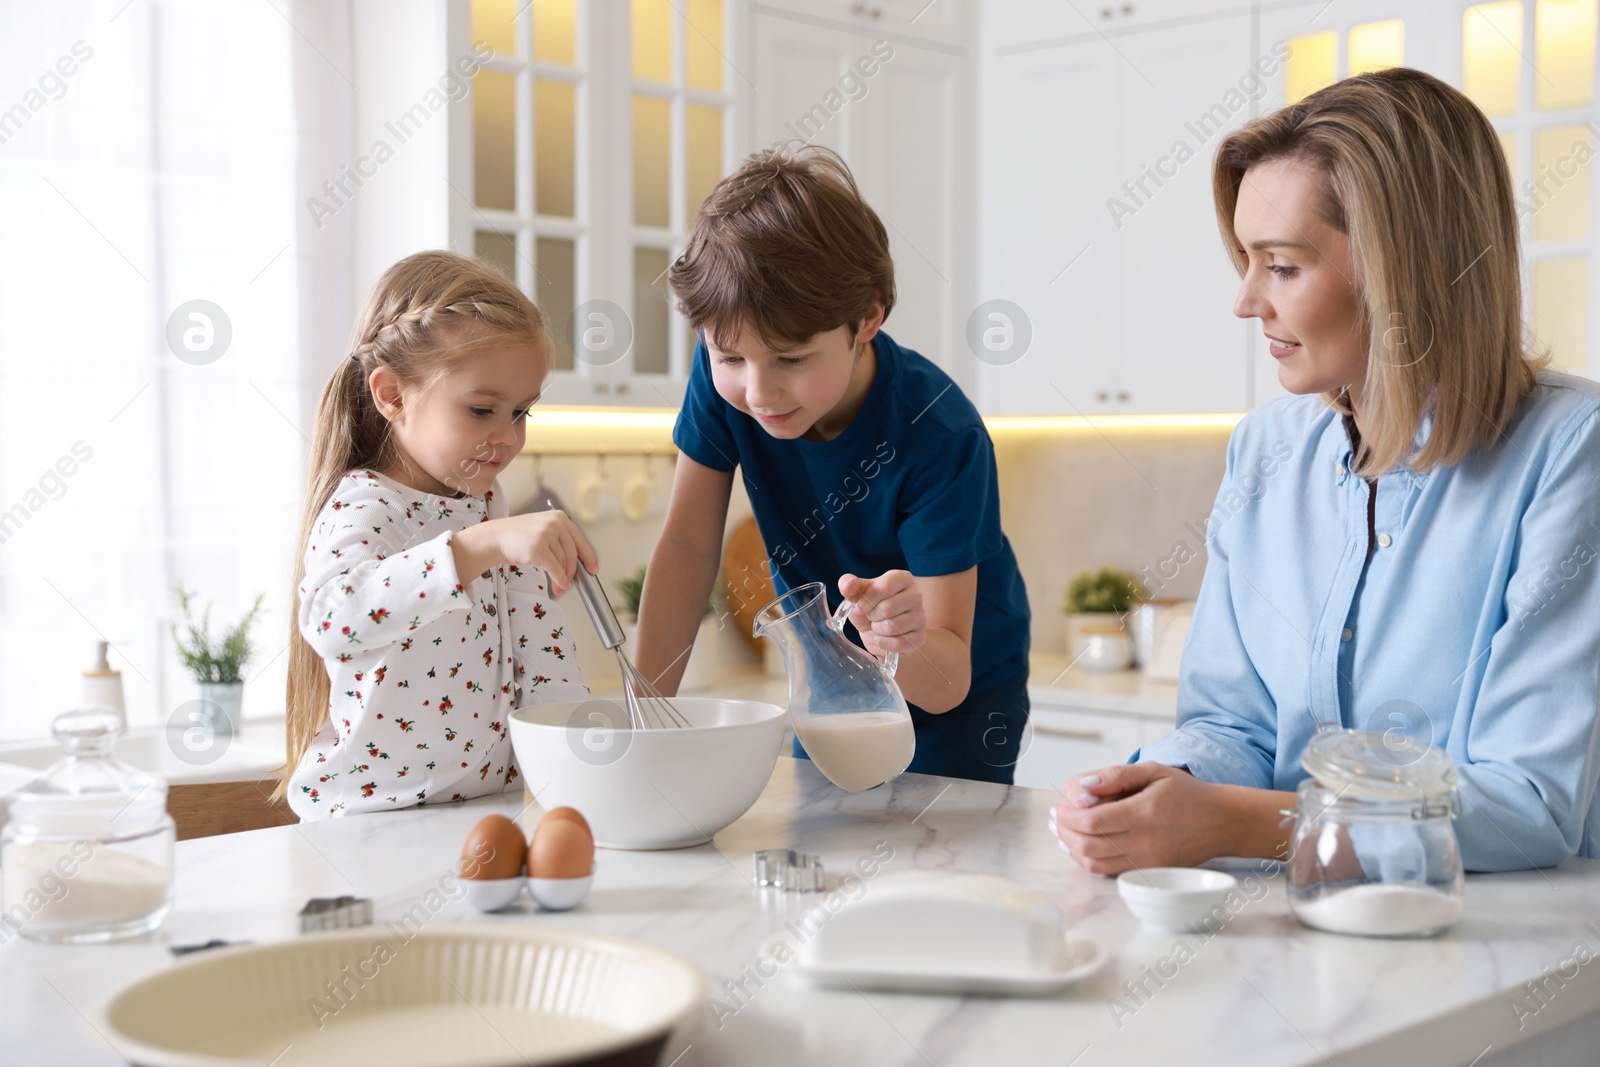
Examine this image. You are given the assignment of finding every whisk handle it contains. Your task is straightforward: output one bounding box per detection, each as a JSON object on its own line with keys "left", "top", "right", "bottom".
{"left": 831, "top": 598, "right": 898, "bottom": 677}
{"left": 574, "top": 566, "right": 626, "bottom": 650}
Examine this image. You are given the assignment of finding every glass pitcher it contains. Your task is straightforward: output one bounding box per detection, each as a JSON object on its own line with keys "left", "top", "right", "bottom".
{"left": 753, "top": 582, "right": 914, "bottom": 792}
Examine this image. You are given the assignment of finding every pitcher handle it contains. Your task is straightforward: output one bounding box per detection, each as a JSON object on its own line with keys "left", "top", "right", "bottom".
{"left": 831, "top": 598, "right": 898, "bottom": 677}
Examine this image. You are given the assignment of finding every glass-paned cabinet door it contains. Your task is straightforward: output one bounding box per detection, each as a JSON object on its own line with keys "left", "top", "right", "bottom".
{"left": 630, "top": 0, "right": 733, "bottom": 384}
{"left": 469, "top": 0, "right": 584, "bottom": 372}
{"left": 1463, "top": 0, "right": 1598, "bottom": 374}
{"left": 1283, "top": 15, "right": 1409, "bottom": 104}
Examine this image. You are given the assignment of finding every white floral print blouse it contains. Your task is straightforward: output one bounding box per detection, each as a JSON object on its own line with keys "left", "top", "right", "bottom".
{"left": 287, "top": 470, "right": 585, "bottom": 819}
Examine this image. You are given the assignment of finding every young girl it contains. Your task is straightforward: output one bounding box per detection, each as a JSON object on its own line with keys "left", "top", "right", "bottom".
{"left": 1052, "top": 68, "right": 1600, "bottom": 873}
{"left": 277, "top": 250, "right": 596, "bottom": 819}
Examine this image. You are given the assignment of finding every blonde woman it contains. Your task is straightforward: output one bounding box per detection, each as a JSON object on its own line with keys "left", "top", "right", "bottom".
{"left": 1051, "top": 68, "right": 1600, "bottom": 873}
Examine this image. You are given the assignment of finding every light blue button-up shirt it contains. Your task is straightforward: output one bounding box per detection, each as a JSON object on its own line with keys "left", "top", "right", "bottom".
{"left": 1136, "top": 371, "right": 1600, "bottom": 872}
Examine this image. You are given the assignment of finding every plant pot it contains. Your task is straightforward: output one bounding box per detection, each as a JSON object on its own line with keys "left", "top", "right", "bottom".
{"left": 677, "top": 616, "right": 719, "bottom": 694}
{"left": 197, "top": 681, "right": 244, "bottom": 736}
{"left": 619, "top": 618, "right": 719, "bottom": 694}
{"left": 1077, "top": 626, "right": 1135, "bottom": 672}
{"left": 1065, "top": 612, "right": 1124, "bottom": 659}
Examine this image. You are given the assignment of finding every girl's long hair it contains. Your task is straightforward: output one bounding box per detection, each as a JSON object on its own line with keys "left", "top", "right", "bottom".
{"left": 273, "top": 250, "right": 547, "bottom": 802}
{"left": 1213, "top": 67, "right": 1546, "bottom": 476}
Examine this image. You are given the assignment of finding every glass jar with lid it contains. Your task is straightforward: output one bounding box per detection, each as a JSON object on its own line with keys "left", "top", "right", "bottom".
{"left": 1286, "top": 726, "right": 1464, "bottom": 938}
{"left": 1, "top": 709, "right": 175, "bottom": 943}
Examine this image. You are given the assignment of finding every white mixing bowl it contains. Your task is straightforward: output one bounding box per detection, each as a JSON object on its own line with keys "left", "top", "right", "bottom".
{"left": 509, "top": 697, "right": 787, "bottom": 850}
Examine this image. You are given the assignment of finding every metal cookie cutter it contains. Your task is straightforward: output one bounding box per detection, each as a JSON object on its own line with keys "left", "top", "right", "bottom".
{"left": 299, "top": 895, "right": 374, "bottom": 933}
{"left": 754, "top": 849, "right": 825, "bottom": 892}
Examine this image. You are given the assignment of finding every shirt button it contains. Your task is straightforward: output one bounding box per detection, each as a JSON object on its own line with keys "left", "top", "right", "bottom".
{"left": 1341, "top": 627, "right": 1353, "bottom": 641}
{"left": 485, "top": 603, "right": 497, "bottom": 616}
{"left": 1377, "top": 533, "right": 1392, "bottom": 548}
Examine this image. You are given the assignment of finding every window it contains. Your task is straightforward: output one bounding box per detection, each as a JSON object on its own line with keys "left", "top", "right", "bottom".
{"left": 0, "top": 3, "right": 320, "bottom": 739}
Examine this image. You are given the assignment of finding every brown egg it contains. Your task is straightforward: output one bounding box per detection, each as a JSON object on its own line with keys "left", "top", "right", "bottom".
{"left": 461, "top": 814, "right": 527, "bottom": 880}
{"left": 540, "top": 806, "right": 592, "bottom": 841}
{"left": 529, "top": 813, "right": 594, "bottom": 879}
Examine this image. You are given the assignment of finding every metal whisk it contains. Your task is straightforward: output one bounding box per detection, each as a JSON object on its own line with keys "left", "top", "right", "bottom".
{"left": 574, "top": 567, "right": 692, "bottom": 729}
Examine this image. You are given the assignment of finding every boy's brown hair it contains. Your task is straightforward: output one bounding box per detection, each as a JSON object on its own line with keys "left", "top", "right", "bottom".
{"left": 668, "top": 144, "right": 896, "bottom": 352}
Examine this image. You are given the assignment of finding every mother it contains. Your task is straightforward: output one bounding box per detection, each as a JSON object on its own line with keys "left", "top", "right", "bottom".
{"left": 1052, "top": 67, "right": 1600, "bottom": 873}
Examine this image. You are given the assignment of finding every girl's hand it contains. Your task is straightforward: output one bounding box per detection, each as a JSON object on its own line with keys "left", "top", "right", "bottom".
{"left": 1048, "top": 762, "right": 1236, "bottom": 875}
{"left": 839, "top": 571, "right": 926, "bottom": 657}
{"left": 485, "top": 510, "right": 598, "bottom": 595}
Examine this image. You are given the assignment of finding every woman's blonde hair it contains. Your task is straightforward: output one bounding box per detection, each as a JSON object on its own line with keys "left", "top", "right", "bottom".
{"left": 1213, "top": 67, "right": 1546, "bottom": 476}
{"left": 274, "top": 250, "right": 548, "bottom": 802}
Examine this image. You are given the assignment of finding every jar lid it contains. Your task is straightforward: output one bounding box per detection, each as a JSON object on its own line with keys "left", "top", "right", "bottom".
{"left": 4, "top": 709, "right": 171, "bottom": 839}
{"left": 1301, "top": 727, "right": 1456, "bottom": 801}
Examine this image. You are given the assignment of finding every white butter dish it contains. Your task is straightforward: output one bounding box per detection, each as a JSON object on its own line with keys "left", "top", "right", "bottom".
{"left": 794, "top": 871, "right": 1106, "bottom": 995}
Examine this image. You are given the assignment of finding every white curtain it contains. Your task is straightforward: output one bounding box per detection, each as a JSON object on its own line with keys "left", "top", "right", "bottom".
{"left": 0, "top": 0, "right": 353, "bottom": 739}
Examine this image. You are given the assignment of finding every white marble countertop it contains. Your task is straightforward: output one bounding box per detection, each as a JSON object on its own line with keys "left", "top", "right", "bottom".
{"left": 5, "top": 758, "right": 1599, "bottom": 1066}
{"left": 658, "top": 654, "right": 1181, "bottom": 722}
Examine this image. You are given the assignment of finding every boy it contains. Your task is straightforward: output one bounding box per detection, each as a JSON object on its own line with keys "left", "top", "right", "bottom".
{"left": 634, "top": 146, "right": 1031, "bottom": 784}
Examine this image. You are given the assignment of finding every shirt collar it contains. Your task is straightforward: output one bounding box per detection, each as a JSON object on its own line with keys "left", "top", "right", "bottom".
{"left": 1330, "top": 404, "right": 1435, "bottom": 489}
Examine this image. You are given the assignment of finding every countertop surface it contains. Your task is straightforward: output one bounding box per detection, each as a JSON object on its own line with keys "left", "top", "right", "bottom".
{"left": 672, "top": 654, "right": 1181, "bottom": 721}
{"left": 5, "top": 758, "right": 1599, "bottom": 1066}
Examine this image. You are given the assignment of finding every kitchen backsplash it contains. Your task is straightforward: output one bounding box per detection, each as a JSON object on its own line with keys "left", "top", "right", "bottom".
{"left": 499, "top": 427, "right": 1232, "bottom": 688}
{"left": 991, "top": 429, "right": 1231, "bottom": 656}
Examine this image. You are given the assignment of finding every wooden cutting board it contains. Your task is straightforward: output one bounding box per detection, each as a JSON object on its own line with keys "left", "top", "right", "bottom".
{"left": 722, "top": 515, "right": 775, "bottom": 654}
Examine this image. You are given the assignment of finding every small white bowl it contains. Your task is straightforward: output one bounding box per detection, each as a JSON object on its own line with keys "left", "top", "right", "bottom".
{"left": 459, "top": 875, "right": 526, "bottom": 913}
{"left": 530, "top": 875, "right": 593, "bottom": 911}
{"left": 1117, "top": 868, "right": 1238, "bottom": 933}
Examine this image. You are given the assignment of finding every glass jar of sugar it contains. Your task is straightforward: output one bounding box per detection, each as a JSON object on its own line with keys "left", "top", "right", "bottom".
{"left": 1286, "top": 727, "right": 1464, "bottom": 938}
{"left": 1, "top": 709, "right": 175, "bottom": 943}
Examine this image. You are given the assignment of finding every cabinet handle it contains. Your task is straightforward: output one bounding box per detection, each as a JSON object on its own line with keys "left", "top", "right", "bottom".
{"left": 1096, "top": 390, "right": 1109, "bottom": 402}
{"left": 594, "top": 381, "right": 610, "bottom": 394}
{"left": 1121, "top": 2, "right": 1135, "bottom": 14}
{"left": 617, "top": 381, "right": 631, "bottom": 394}
{"left": 1033, "top": 723, "right": 1104, "bottom": 742}
{"left": 1100, "top": 6, "right": 1113, "bottom": 18}
{"left": 1117, "top": 390, "right": 1130, "bottom": 402}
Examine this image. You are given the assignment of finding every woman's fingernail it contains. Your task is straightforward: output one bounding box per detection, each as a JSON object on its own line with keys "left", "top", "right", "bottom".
{"left": 1078, "top": 774, "right": 1102, "bottom": 788}
{"left": 1075, "top": 793, "right": 1100, "bottom": 807}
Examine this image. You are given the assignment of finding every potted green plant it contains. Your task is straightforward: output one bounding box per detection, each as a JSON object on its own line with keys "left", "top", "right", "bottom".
{"left": 1062, "top": 566, "right": 1144, "bottom": 671}
{"left": 171, "top": 583, "right": 265, "bottom": 735}
{"left": 615, "top": 565, "right": 719, "bottom": 692}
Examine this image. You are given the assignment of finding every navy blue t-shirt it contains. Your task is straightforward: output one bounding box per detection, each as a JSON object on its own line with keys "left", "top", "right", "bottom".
{"left": 672, "top": 330, "right": 1031, "bottom": 701}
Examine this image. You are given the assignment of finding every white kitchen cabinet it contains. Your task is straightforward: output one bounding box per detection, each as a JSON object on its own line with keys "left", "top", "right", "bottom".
{"left": 749, "top": 7, "right": 975, "bottom": 380}
{"left": 753, "top": 0, "right": 968, "bottom": 48}
{"left": 1013, "top": 703, "right": 1154, "bottom": 793}
{"left": 976, "top": 42, "right": 1118, "bottom": 413}
{"left": 422, "top": 0, "right": 747, "bottom": 408}
{"left": 976, "top": 6, "right": 1256, "bottom": 414}
{"left": 987, "top": 0, "right": 1252, "bottom": 53}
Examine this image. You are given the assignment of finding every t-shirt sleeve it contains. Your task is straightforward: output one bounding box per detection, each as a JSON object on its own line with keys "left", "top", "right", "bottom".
{"left": 671, "top": 335, "right": 739, "bottom": 473}
{"left": 896, "top": 425, "right": 1005, "bottom": 576}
